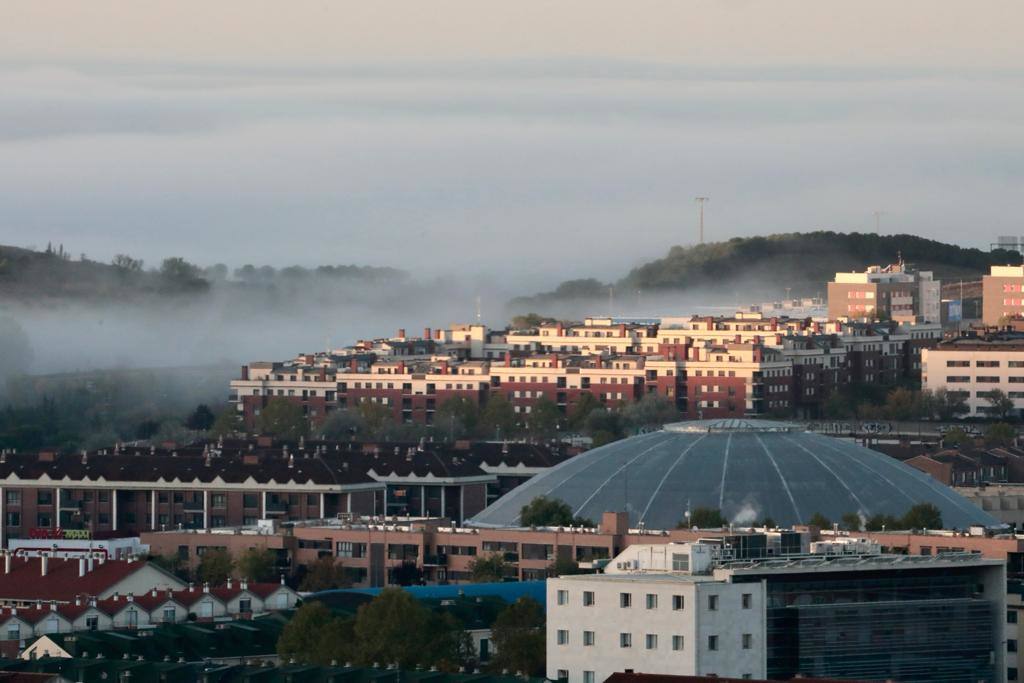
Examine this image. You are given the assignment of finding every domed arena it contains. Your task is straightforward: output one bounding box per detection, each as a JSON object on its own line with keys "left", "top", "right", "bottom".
{"left": 469, "top": 419, "right": 999, "bottom": 530}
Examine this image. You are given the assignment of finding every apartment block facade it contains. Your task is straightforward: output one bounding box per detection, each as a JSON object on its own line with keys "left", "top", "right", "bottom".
{"left": 827, "top": 261, "right": 941, "bottom": 323}
{"left": 922, "top": 330, "right": 1024, "bottom": 418}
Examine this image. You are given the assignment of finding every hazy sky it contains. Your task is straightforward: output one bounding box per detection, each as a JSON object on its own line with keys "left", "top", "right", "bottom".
{"left": 2, "top": 1, "right": 1023, "bottom": 288}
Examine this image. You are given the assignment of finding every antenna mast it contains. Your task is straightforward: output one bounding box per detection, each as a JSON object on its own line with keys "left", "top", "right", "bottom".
{"left": 695, "top": 197, "right": 710, "bottom": 244}
{"left": 873, "top": 210, "right": 885, "bottom": 234}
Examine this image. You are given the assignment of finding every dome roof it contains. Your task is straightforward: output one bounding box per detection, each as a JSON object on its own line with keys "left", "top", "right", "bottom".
{"left": 469, "top": 421, "right": 998, "bottom": 530}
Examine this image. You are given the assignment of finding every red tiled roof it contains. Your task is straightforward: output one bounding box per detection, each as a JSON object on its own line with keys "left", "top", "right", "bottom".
{"left": 0, "top": 558, "right": 164, "bottom": 603}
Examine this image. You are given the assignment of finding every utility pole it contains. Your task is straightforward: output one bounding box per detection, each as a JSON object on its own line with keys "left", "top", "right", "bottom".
{"left": 695, "top": 197, "right": 710, "bottom": 244}
{"left": 873, "top": 210, "right": 885, "bottom": 234}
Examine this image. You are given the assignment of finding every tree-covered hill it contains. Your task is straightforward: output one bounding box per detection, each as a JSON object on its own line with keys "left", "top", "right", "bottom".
{"left": 510, "top": 231, "right": 1020, "bottom": 311}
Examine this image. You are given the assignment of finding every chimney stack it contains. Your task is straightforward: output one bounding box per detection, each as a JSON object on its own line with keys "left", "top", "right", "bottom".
{"left": 4, "top": 552, "right": 10, "bottom": 575}
{"left": 79, "top": 558, "right": 86, "bottom": 577}
{"left": 40, "top": 553, "right": 48, "bottom": 577}
{"left": 226, "top": 577, "right": 233, "bottom": 590}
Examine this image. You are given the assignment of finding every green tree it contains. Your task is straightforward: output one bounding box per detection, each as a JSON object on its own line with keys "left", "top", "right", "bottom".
{"left": 520, "top": 496, "right": 575, "bottom": 527}
{"left": 932, "top": 388, "right": 969, "bottom": 421}
{"left": 883, "top": 387, "right": 918, "bottom": 421}
{"left": 160, "top": 256, "right": 202, "bottom": 282}
{"left": 353, "top": 588, "right": 432, "bottom": 668}
{"left": 299, "top": 556, "right": 353, "bottom": 592}
{"left": 488, "top": 597, "right": 546, "bottom": 677}
{"left": 185, "top": 404, "right": 216, "bottom": 431}
{"left": 807, "top": 512, "right": 832, "bottom": 529}
{"left": 434, "top": 396, "right": 480, "bottom": 440}
{"left": 236, "top": 547, "right": 276, "bottom": 582}
{"left": 210, "top": 408, "right": 243, "bottom": 437}
{"left": 622, "top": 394, "right": 679, "bottom": 431}
{"left": 841, "top": 512, "right": 863, "bottom": 532}
{"left": 256, "top": 397, "right": 309, "bottom": 440}
{"left": 149, "top": 553, "right": 189, "bottom": 582}
{"left": 525, "top": 397, "right": 561, "bottom": 439}
{"left": 479, "top": 394, "right": 516, "bottom": 438}
{"left": 901, "top": 503, "right": 942, "bottom": 530}
{"left": 680, "top": 507, "right": 727, "bottom": 529}
{"left": 864, "top": 513, "right": 900, "bottom": 532}
{"left": 317, "top": 410, "right": 363, "bottom": 439}
{"left": 943, "top": 427, "right": 973, "bottom": 448}
{"left": 111, "top": 254, "right": 143, "bottom": 271}
{"left": 984, "top": 422, "right": 1018, "bottom": 447}
{"left": 277, "top": 602, "right": 357, "bottom": 665}
{"left": 985, "top": 389, "right": 1016, "bottom": 421}
{"left": 468, "top": 553, "right": 512, "bottom": 583}
{"left": 356, "top": 400, "right": 393, "bottom": 437}
{"left": 197, "top": 548, "right": 234, "bottom": 585}
{"left": 568, "top": 393, "right": 601, "bottom": 431}
{"left": 584, "top": 408, "right": 624, "bottom": 445}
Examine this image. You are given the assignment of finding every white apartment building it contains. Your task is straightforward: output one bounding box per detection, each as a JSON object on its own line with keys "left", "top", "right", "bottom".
{"left": 547, "top": 543, "right": 767, "bottom": 683}
{"left": 922, "top": 333, "right": 1024, "bottom": 418}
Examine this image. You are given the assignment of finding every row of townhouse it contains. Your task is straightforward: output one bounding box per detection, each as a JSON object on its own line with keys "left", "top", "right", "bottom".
{"left": 231, "top": 314, "right": 940, "bottom": 425}
{"left": 0, "top": 437, "right": 570, "bottom": 542}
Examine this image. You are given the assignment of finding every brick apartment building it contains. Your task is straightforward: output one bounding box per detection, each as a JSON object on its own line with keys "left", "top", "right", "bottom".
{"left": 231, "top": 314, "right": 941, "bottom": 426}
{"left": 0, "top": 438, "right": 572, "bottom": 543}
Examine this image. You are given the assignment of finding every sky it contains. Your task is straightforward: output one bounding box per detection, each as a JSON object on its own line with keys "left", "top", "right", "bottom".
{"left": 2, "top": 1, "right": 1023, "bottom": 288}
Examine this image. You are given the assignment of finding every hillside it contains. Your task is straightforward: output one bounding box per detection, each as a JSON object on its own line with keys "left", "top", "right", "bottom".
{"left": 509, "top": 232, "right": 1020, "bottom": 312}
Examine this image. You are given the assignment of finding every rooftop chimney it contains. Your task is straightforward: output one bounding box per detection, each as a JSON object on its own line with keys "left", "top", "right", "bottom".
{"left": 40, "top": 554, "right": 48, "bottom": 577}
{"left": 79, "top": 558, "right": 86, "bottom": 577}
{"left": 4, "top": 552, "right": 10, "bottom": 575}
{"left": 226, "top": 577, "right": 233, "bottom": 590}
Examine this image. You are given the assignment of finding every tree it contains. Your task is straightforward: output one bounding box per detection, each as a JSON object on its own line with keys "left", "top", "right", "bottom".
{"left": 548, "top": 556, "right": 584, "bottom": 577}
{"left": 299, "top": 556, "right": 352, "bottom": 592}
{"left": 901, "top": 503, "right": 942, "bottom": 530}
{"left": 985, "top": 389, "right": 1016, "bottom": 421}
{"left": 584, "top": 408, "right": 624, "bottom": 446}
{"left": 149, "top": 554, "right": 189, "bottom": 582}
{"left": 236, "top": 548, "right": 276, "bottom": 582}
{"left": 841, "top": 512, "right": 863, "bottom": 532}
{"left": 433, "top": 397, "right": 480, "bottom": 440}
{"left": 622, "top": 394, "right": 679, "bottom": 431}
{"left": 356, "top": 400, "right": 393, "bottom": 438}
{"left": 197, "top": 549, "right": 234, "bottom": 585}
{"left": 929, "top": 388, "right": 969, "bottom": 421}
{"left": 984, "top": 422, "right": 1018, "bottom": 447}
{"left": 943, "top": 427, "right": 973, "bottom": 448}
{"left": 479, "top": 394, "right": 516, "bottom": 438}
{"left": 525, "top": 397, "right": 561, "bottom": 439}
{"left": 883, "top": 387, "right": 918, "bottom": 421}
{"left": 488, "top": 597, "right": 545, "bottom": 677}
{"left": 256, "top": 397, "right": 309, "bottom": 440}
{"left": 277, "top": 602, "right": 356, "bottom": 665}
{"left": 185, "top": 404, "right": 216, "bottom": 431}
{"left": 210, "top": 409, "right": 243, "bottom": 437}
{"left": 568, "top": 393, "right": 601, "bottom": 431}
{"left": 864, "top": 513, "right": 900, "bottom": 532}
{"left": 680, "top": 507, "right": 727, "bottom": 529}
{"left": 317, "top": 410, "right": 363, "bottom": 440}
{"left": 353, "top": 588, "right": 432, "bottom": 668}
{"left": 807, "top": 512, "right": 832, "bottom": 529}
{"left": 468, "top": 553, "right": 512, "bottom": 583}
{"left": 159, "top": 256, "right": 202, "bottom": 283}
{"left": 520, "top": 496, "right": 575, "bottom": 527}
{"left": 111, "top": 254, "right": 143, "bottom": 271}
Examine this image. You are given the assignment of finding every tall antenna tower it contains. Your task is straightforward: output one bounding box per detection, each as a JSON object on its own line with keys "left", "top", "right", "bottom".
{"left": 873, "top": 210, "right": 885, "bottom": 234}
{"left": 475, "top": 295, "right": 482, "bottom": 323}
{"left": 608, "top": 286, "right": 615, "bottom": 318}
{"left": 695, "top": 197, "right": 710, "bottom": 244}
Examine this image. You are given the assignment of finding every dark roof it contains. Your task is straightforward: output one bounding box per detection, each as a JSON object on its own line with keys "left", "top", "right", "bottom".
{"left": 0, "top": 439, "right": 573, "bottom": 488}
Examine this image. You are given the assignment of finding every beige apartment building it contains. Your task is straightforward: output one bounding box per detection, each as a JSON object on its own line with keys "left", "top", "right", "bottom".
{"left": 827, "top": 262, "right": 940, "bottom": 322}
{"left": 984, "top": 265, "right": 1024, "bottom": 325}
{"left": 922, "top": 331, "right": 1024, "bottom": 418}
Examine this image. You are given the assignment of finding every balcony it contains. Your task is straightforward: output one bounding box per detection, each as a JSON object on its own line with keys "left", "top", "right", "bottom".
{"left": 265, "top": 501, "right": 289, "bottom": 514}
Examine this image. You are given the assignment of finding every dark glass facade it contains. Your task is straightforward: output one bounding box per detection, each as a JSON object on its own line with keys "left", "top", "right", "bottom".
{"left": 735, "top": 566, "right": 997, "bottom": 681}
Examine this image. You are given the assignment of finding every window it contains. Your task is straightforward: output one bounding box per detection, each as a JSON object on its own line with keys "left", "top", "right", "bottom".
{"left": 126, "top": 609, "right": 138, "bottom": 628}
{"left": 977, "top": 360, "right": 1000, "bottom": 367}
{"left": 239, "top": 598, "right": 252, "bottom": 613}
{"left": 619, "top": 592, "right": 631, "bottom": 608}
{"left": 211, "top": 493, "right": 226, "bottom": 508}
{"left": 336, "top": 541, "right": 366, "bottom": 558}
{"left": 646, "top": 593, "right": 658, "bottom": 609}
{"left": 708, "top": 635, "right": 718, "bottom": 651}
{"left": 1010, "top": 639, "right": 1018, "bottom": 653}
{"left": 583, "top": 672, "right": 595, "bottom": 683}
{"left": 557, "top": 590, "right": 568, "bottom": 606}
{"left": 645, "top": 634, "right": 658, "bottom": 650}
{"left": 5, "top": 491, "right": 19, "bottom": 505}
{"left": 671, "top": 552, "right": 690, "bottom": 570}
{"left": 742, "top": 593, "right": 752, "bottom": 609}
{"left": 1010, "top": 610, "right": 1019, "bottom": 624}
{"left": 742, "top": 633, "right": 752, "bottom": 649}
{"left": 557, "top": 629, "right": 569, "bottom": 645}
{"left": 163, "top": 608, "right": 176, "bottom": 623}
{"left": 672, "top": 595, "right": 684, "bottom": 611}
{"left": 37, "top": 513, "right": 51, "bottom": 528}
{"left": 708, "top": 595, "right": 718, "bottom": 611}
{"left": 1010, "top": 668, "right": 1019, "bottom": 682}
{"left": 583, "top": 591, "right": 595, "bottom": 606}
{"left": 672, "top": 635, "right": 684, "bottom": 651}
{"left": 37, "top": 491, "right": 52, "bottom": 505}
{"left": 946, "top": 360, "right": 970, "bottom": 367}
{"left": 6, "top": 512, "right": 20, "bottom": 527}
{"left": 583, "top": 630, "right": 595, "bottom": 646}
{"left": 86, "top": 616, "right": 98, "bottom": 631}
{"left": 557, "top": 671, "right": 569, "bottom": 683}
{"left": 619, "top": 633, "right": 632, "bottom": 648}
{"left": 6, "top": 626, "right": 18, "bottom": 641}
